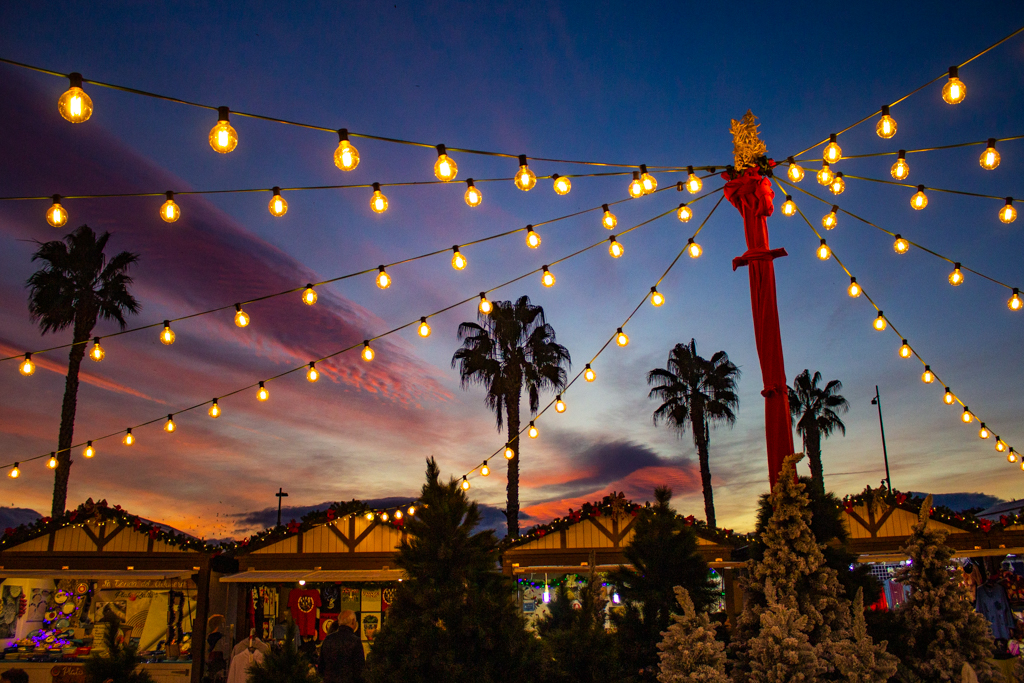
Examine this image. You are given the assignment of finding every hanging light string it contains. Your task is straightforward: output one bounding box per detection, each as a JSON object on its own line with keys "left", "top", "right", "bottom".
{"left": 2, "top": 188, "right": 723, "bottom": 472}
{"left": 458, "top": 194, "right": 727, "bottom": 483}
{"left": 773, "top": 179, "right": 1018, "bottom": 463}
{"left": 2, "top": 173, "right": 722, "bottom": 364}
{"left": 837, "top": 173, "right": 1011, "bottom": 202}
{"left": 0, "top": 56, "right": 703, "bottom": 171}
{"left": 792, "top": 133, "right": 1024, "bottom": 163}
{"left": 789, "top": 25, "right": 1024, "bottom": 160}
{"left": 778, "top": 178, "right": 1019, "bottom": 293}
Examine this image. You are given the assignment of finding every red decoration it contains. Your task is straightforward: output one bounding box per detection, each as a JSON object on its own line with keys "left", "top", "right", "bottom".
{"left": 287, "top": 520, "right": 301, "bottom": 534}
{"left": 843, "top": 501, "right": 855, "bottom": 513}
{"left": 4, "top": 528, "right": 15, "bottom": 536}
{"left": 895, "top": 493, "right": 907, "bottom": 505}
{"left": 148, "top": 528, "right": 158, "bottom": 539}
{"left": 684, "top": 515, "right": 695, "bottom": 526}
{"left": 326, "top": 509, "right": 335, "bottom": 521}
{"left": 538, "top": 530, "right": 546, "bottom": 537}
{"left": 978, "top": 519, "right": 993, "bottom": 532}
{"left": 39, "top": 516, "right": 51, "bottom": 524}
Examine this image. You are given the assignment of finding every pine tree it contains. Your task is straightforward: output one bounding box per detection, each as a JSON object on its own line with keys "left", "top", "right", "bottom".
{"left": 828, "top": 589, "right": 898, "bottom": 682}
{"left": 245, "top": 623, "right": 319, "bottom": 683}
{"left": 83, "top": 618, "right": 155, "bottom": 683}
{"left": 609, "top": 487, "right": 718, "bottom": 682}
{"left": 537, "top": 579, "right": 622, "bottom": 683}
{"left": 745, "top": 579, "right": 822, "bottom": 683}
{"left": 364, "top": 458, "right": 542, "bottom": 683}
{"left": 892, "top": 496, "right": 996, "bottom": 682}
{"left": 656, "top": 586, "right": 728, "bottom": 683}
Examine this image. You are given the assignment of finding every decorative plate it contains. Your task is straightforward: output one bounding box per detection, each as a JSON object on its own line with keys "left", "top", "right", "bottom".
{"left": 54, "top": 592, "right": 68, "bottom": 604}
{"left": 61, "top": 602, "right": 75, "bottom": 615}
{"left": 76, "top": 583, "right": 88, "bottom": 595}
{"left": 45, "top": 610, "right": 58, "bottom": 621}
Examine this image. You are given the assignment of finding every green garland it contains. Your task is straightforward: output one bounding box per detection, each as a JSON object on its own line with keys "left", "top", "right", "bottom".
{"left": 841, "top": 486, "right": 1023, "bottom": 534}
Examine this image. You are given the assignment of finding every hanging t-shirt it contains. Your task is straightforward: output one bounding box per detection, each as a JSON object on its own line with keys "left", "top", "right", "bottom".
{"left": 320, "top": 585, "right": 340, "bottom": 612}
{"left": 227, "top": 648, "right": 263, "bottom": 683}
{"left": 288, "top": 589, "right": 322, "bottom": 637}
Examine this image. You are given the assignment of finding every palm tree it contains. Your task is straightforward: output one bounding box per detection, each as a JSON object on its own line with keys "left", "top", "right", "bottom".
{"left": 27, "top": 226, "right": 140, "bottom": 517}
{"left": 788, "top": 369, "right": 849, "bottom": 496}
{"left": 452, "top": 296, "right": 570, "bottom": 537}
{"left": 647, "top": 340, "right": 739, "bottom": 528}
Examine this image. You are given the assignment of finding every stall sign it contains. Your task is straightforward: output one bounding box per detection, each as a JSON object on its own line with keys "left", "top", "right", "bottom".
{"left": 98, "top": 578, "right": 192, "bottom": 590}
{"left": 50, "top": 665, "right": 85, "bottom": 683}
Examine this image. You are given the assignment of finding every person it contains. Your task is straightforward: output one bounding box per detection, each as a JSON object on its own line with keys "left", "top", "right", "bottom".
{"left": 0, "top": 669, "right": 29, "bottom": 683}
{"left": 206, "top": 614, "right": 229, "bottom": 683}
{"left": 318, "top": 610, "right": 364, "bottom": 683}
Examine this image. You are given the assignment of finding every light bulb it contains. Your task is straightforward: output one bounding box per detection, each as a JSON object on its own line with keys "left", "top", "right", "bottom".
{"left": 8, "top": 464, "right": 19, "bottom": 479}
{"left": 899, "top": 340, "right": 912, "bottom": 358}
{"left": 164, "top": 414, "right": 176, "bottom": 432}
{"left": 817, "top": 162, "right": 833, "bottom": 186}
{"left": 123, "top": 429, "right": 134, "bottom": 446}
{"left": 370, "top": 183, "right": 388, "bottom": 213}
{"left": 999, "top": 198, "right": 1017, "bottom": 224}
{"left": 948, "top": 263, "right": 964, "bottom": 286}
{"left": 893, "top": 235, "right": 910, "bottom": 255}
{"left": 817, "top": 240, "right": 831, "bottom": 261}
{"left": 873, "top": 312, "right": 887, "bottom": 331}
{"left": 47, "top": 195, "right": 68, "bottom": 228}
{"left": 362, "top": 342, "right": 374, "bottom": 362}
{"left": 787, "top": 157, "right": 804, "bottom": 182}
{"left": 961, "top": 407, "right": 973, "bottom": 424}
{"left": 209, "top": 400, "right": 221, "bottom": 418}
{"left": 481, "top": 462, "right": 490, "bottom": 476}
{"left": 376, "top": 266, "right": 391, "bottom": 289}
{"left": 541, "top": 267, "right": 555, "bottom": 287}
{"left": 364, "top": 511, "right": 375, "bottom": 521}
{"left": 209, "top": 107, "right": 238, "bottom": 153}
{"left": 48, "top": 453, "right": 58, "bottom": 469}
{"left": 452, "top": 246, "right": 467, "bottom": 270}
{"left": 407, "top": 505, "right": 416, "bottom": 516}
{"left": 464, "top": 179, "right": 482, "bottom": 207}
{"left": 554, "top": 396, "right": 566, "bottom": 413}
{"left": 639, "top": 164, "right": 657, "bottom": 194}
{"left": 996, "top": 438, "right": 1007, "bottom": 453}
{"left": 822, "top": 206, "right": 838, "bottom": 230}
{"left": 526, "top": 226, "right": 541, "bottom": 249}
{"left": 234, "top": 304, "right": 250, "bottom": 327}
{"left": 584, "top": 364, "right": 596, "bottom": 382}
{"left": 891, "top": 151, "right": 910, "bottom": 180}
{"left": 90, "top": 338, "right": 105, "bottom": 362}
{"left": 160, "top": 321, "right": 175, "bottom": 345}
{"left": 941, "top": 66, "right": 966, "bottom": 105}
{"left": 980, "top": 139, "right": 1000, "bottom": 170}
{"left": 650, "top": 287, "right": 665, "bottom": 307}
{"left": 911, "top": 185, "right": 928, "bottom": 210}
{"left": 829, "top": 173, "right": 845, "bottom": 196}
{"left": 478, "top": 293, "right": 493, "bottom": 315}
{"left": 307, "top": 363, "right": 319, "bottom": 382}
{"left": 602, "top": 204, "right": 618, "bottom": 229}
{"left": 19, "top": 354, "right": 35, "bottom": 376}
{"left": 268, "top": 187, "right": 288, "bottom": 217}
{"left": 823, "top": 134, "right": 842, "bottom": 163}
{"left": 628, "top": 172, "right": 644, "bottom": 198}
{"left": 433, "top": 145, "right": 458, "bottom": 181}
{"left": 302, "top": 285, "right": 317, "bottom": 305}
{"left": 514, "top": 155, "right": 536, "bottom": 191}
{"left": 380, "top": 511, "right": 390, "bottom": 522}
{"left": 876, "top": 105, "right": 896, "bottom": 139}
{"left": 461, "top": 476, "right": 470, "bottom": 491}
{"left": 943, "top": 388, "right": 955, "bottom": 405}
{"left": 677, "top": 203, "right": 693, "bottom": 222}
{"left": 978, "top": 423, "right": 990, "bottom": 440}
{"left": 608, "top": 237, "right": 624, "bottom": 258}
{"left": 615, "top": 328, "right": 629, "bottom": 347}
{"left": 418, "top": 317, "right": 431, "bottom": 338}
{"left": 1008, "top": 288, "right": 1022, "bottom": 311}
{"left": 687, "top": 238, "right": 702, "bottom": 258}
{"left": 504, "top": 445, "right": 515, "bottom": 460}
{"left": 394, "top": 509, "right": 403, "bottom": 520}
{"left": 83, "top": 442, "right": 95, "bottom": 458}
{"left": 257, "top": 382, "right": 269, "bottom": 401}
{"left": 331, "top": 128, "right": 360, "bottom": 170}
{"left": 781, "top": 196, "right": 796, "bottom": 217}
{"left": 921, "top": 366, "right": 934, "bottom": 384}
{"left": 685, "top": 166, "right": 702, "bottom": 194}
{"left": 161, "top": 192, "right": 180, "bottom": 223}
{"left": 58, "top": 73, "right": 93, "bottom": 123}
{"left": 552, "top": 174, "right": 572, "bottom": 195}
{"left": 528, "top": 422, "right": 539, "bottom": 438}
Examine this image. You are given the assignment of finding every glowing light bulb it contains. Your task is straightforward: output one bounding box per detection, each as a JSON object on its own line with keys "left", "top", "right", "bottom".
{"left": 687, "top": 238, "right": 702, "bottom": 258}
{"left": 891, "top": 151, "right": 910, "bottom": 180}
{"left": 817, "top": 162, "right": 833, "bottom": 186}
{"left": 370, "top": 183, "right": 388, "bottom": 213}
{"left": 823, "top": 135, "right": 842, "bottom": 163}
{"left": 899, "top": 340, "right": 912, "bottom": 358}
{"left": 980, "top": 139, "right": 1000, "bottom": 170}
{"left": 47, "top": 195, "right": 68, "bottom": 228}
{"left": 334, "top": 129, "right": 360, "bottom": 170}
{"left": 847, "top": 278, "right": 861, "bottom": 298}
{"left": 90, "top": 337, "right": 105, "bottom": 362}
{"left": 394, "top": 509, "right": 403, "bottom": 520}
{"left": 164, "top": 414, "right": 176, "bottom": 432}
{"left": 999, "top": 198, "right": 1017, "bottom": 224}
{"left": 677, "top": 203, "right": 693, "bottom": 222}
{"left": 48, "top": 453, "right": 57, "bottom": 469}
{"left": 478, "top": 293, "right": 493, "bottom": 315}
{"left": 481, "top": 461, "right": 490, "bottom": 476}
{"left": 786, "top": 157, "right": 804, "bottom": 182}
{"left": 893, "top": 235, "right": 910, "bottom": 254}
{"left": 921, "top": 366, "right": 934, "bottom": 384}
{"left": 209, "top": 400, "right": 221, "bottom": 418}
{"left": 361, "top": 342, "right": 374, "bottom": 362}
{"left": 307, "top": 362, "right": 319, "bottom": 382}
{"left": 464, "top": 179, "right": 482, "bottom": 207}
{"left": 941, "top": 66, "right": 966, "bottom": 104}
{"left": 376, "top": 266, "right": 391, "bottom": 289}
{"left": 526, "top": 226, "right": 541, "bottom": 248}
{"left": 83, "top": 442, "right": 95, "bottom": 458}
{"left": 8, "top": 464, "right": 19, "bottom": 479}
{"left": 1008, "top": 288, "right": 1022, "bottom": 311}
{"left": 514, "top": 155, "right": 536, "bottom": 191}
{"left": 996, "top": 438, "right": 1007, "bottom": 453}
{"left": 628, "top": 172, "right": 644, "bottom": 199}
{"left": 234, "top": 304, "right": 250, "bottom": 327}
{"left": 873, "top": 312, "right": 887, "bottom": 331}
{"left": 552, "top": 174, "right": 572, "bottom": 195}
{"left": 829, "top": 173, "right": 845, "bottom": 196}
{"left": 418, "top": 317, "right": 431, "bottom": 338}
{"left": 650, "top": 287, "right": 664, "bottom": 307}
{"left": 876, "top": 105, "right": 896, "bottom": 139}
{"left": 268, "top": 187, "right": 288, "bottom": 217}
{"left": 461, "top": 476, "right": 470, "bottom": 491}
{"left": 58, "top": 72, "right": 94, "bottom": 123}
{"left": 302, "top": 285, "right": 317, "bottom": 305}
{"left": 19, "top": 354, "right": 35, "bottom": 376}
{"left": 123, "top": 429, "right": 135, "bottom": 446}
{"left": 541, "top": 267, "right": 555, "bottom": 287}
{"left": 209, "top": 107, "right": 238, "bottom": 153}
{"left": 161, "top": 192, "right": 180, "bottom": 223}
{"left": 554, "top": 395, "right": 566, "bottom": 413}
{"left": 406, "top": 506, "right": 416, "bottom": 516}
{"left": 685, "top": 166, "right": 702, "bottom": 194}
{"left": 640, "top": 165, "right": 657, "bottom": 194}
{"left": 948, "top": 263, "right": 964, "bottom": 287}
{"left": 615, "top": 328, "right": 629, "bottom": 347}
{"left": 608, "top": 237, "right": 624, "bottom": 258}
{"left": 602, "top": 204, "right": 618, "bottom": 229}
{"left": 584, "top": 364, "right": 596, "bottom": 382}
{"left": 157, "top": 321, "right": 175, "bottom": 346}
{"left": 978, "top": 423, "right": 990, "bottom": 439}
{"left": 504, "top": 445, "right": 515, "bottom": 460}
{"left": 528, "top": 421, "right": 539, "bottom": 438}
{"left": 781, "top": 196, "right": 796, "bottom": 217}
{"left": 257, "top": 382, "right": 269, "bottom": 401}
{"left": 822, "top": 206, "right": 838, "bottom": 230}
{"left": 911, "top": 185, "right": 928, "bottom": 210}
{"left": 961, "top": 407, "right": 973, "bottom": 424}
{"left": 433, "top": 145, "right": 458, "bottom": 181}
{"left": 816, "top": 240, "right": 831, "bottom": 261}
{"left": 364, "top": 511, "right": 375, "bottom": 521}
{"left": 380, "top": 511, "right": 390, "bottom": 522}
{"left": 451, "top": 246, "right": 467, "bottom": 270}
{"left": 943, "top": 387, "right": 955, "bottom": 405}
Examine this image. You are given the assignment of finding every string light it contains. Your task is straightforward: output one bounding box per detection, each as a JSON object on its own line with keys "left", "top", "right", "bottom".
{"left": 978, "top": 423, "right": 990, "bottom": 440}
{"left": 999, "top": 198, "right": 1017, "bottom": 224}
{"left": 822, "top": 205, "right": 838, "bottom": 230}
{"left": 307, "top": 362, "right": 320, "bottom": 382}
{"left": 554, "top": 395, "right": 566, "bottom": 413}
{"left": 451, "top": 246, "right": 468, "bottom": 271}
{"left": 57, "top": 73, "right": 93, "bottom": 123}
{"left": 948, "top": 263, "right": 964, "bottom": 287}
{"left": 873, "top": 312, "right": 887, "bottom": 331}
{"left": 847, "top": 278, "right": 861, "bottom": 298}
{"left": 526, "top": 226, "right": 541, "bottom": 249}
{"left": 209, "top": 107, "right": 238, "bottom": 153}
{"left": 911, "top": 185, "right": 928, "bottom": 210}
{"left": 650, "top": 287, "right": 664, "bottom": 307}
{"left": 608, "top": 236, "right": 624, "bottom": 258}
{"left": 615, "top": 328, "right": 629, "bottom": 347}
{"left": 891, "top": 151, "right": 910, "bottom": 180}
{"left": 787, "top": 157, "right": 805, "bottom": 183}
{"left": 234, "top": 304, "right": 250, "bottom": 327}
{"left": 302, "top": 285, "right": 317, "bottom": 305}
{"left": 1009, "top": 288, "right": 1022, "bottom": 311}
{"left": 504, "top": 445, "right": 515, "bottom": 460}
{"left": 209, "top": 399, "right": 221, "bottom": 418}
{"left": 407, "top": 505, "right": 416, "bottom": 516}
{"left": 541, "top": 267, "right": 555, "bottom": 287}
{"left": 361, "top": 342, "right": 374, "bottom": 362}
{"left": 828, "top": 173, "right": 845, "bottom": 196}
{"left": 268, "top": 187, "right": 288, "bottom": 217}
{"left": 380, "top": 511, "right": 390, "bottom": 522}
{"left": 418, "top": 317, "right": 431, "bottom": 338}
{"left": 83, "top": 442, "right": 95, "bottom": 458}
{"left": 376, "top": 266, "right": 391, "bottom": 289}
{"left": 584, "top": 364, "right": 596, "bottom": 382}
{"left": 160, "top": 321, "right": 175, "bottom": 345}
{"left": 876, "top": 105, "right": 897, "bottom": 139}
{"left": 996, "top": 438, "right": 1007, "bottom": 453}
{"left": 47, "top": 195, "right": 68, "bottom": 228}
{"left": 123, "top": 429, "right": 135, "bottom": 446}
{"left": 817, "top": 239, "right": 831, "bottom": 261}
{"left": 816, "top": 162, "right": 833, "bottom": 186}
{"left": 687, "top": 238, "right": 702, "bottom": 258}
{"left": 922, "top": 365, "right": 935, "bottom": 383}
{"left": 461, "top": 476, "right": 471, "bottom": 491}
{"left": 640, "top": 165, "right": 657, "bottom": 194}
{"left": 514, "top": 155, "right": 537, "bottom": 191}
{"left": 943, "top": 387, "right": 955, "bottom": 405}
{"left": 899, "top": 339, "right": 912, "bottom": 359}
{"left": 433, "top": 145, "right": 458, "bottom": 182}
{"left": 89, "top": 338, "right": 105, "bottom": 362}
{"left": 782, "top": 196, "right": 796, "bottom": 217}
{"left": 628, "top": 172, "right": 644, "bottom": 199}
{"left": 47, "top": 453, "right": 57, "bottom": 469}
{"left": 528, "top": 421, "right": 539, "bottom": 438}
{"left": 602, "top": 204, "right": 618, "bottom": 229}
{"left": 480, "top": 461, "right": 490, "bottom": 476}
{"left": 333, "top": 129, "right": 359, "bottom": 170}
{"left": 160, "top": 192, "right": 180, "bottom": 223}
{"left": 394, "top": 509, "right": 403, "bottom": 520}
{"left": 685, "top": 166, "right": 702, "bottom": 194}
{"left": 257, "top": 382, "right": 269, "bottom": 401}
{"left": 478, "top": 293, "right": 493, "bottom": 314}
{"left": 364, "top": 511, "right": 375, "bottom": 521}
{"left": 164, "top": 414, "right": 177, "bottom": 432}
{"left": 552, "top": 174, "right": 572, "bottom": 195}
{"left": 941, "top": 66, "right": 966, "bottom": 105}
{"left": 464, "top": 179, "right": 482, "bottom": 207}
{"left": 8, "top": 464, "right": 18, "bottom": 479}
{"left": 19, "top": 354, "right": 35, "bottom": 376}
{"left": 961, "top": 407, "right": 974, "bottom": 424}
{"left": 370, "top": 183, "right": 388, "bottom": 213}
{"left": 823, "top": 134, "right": 842, "bottom": 163}
{"left": 893, "top": 234, "right": 910, "bottom": 254}
{"left": 980, "top": 139, "right": 1000, "bottom": 170}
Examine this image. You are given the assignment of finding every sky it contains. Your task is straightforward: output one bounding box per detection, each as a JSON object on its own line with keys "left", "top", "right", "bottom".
{"left": 0, "top": 2, "right": 1022, "bottom": 539}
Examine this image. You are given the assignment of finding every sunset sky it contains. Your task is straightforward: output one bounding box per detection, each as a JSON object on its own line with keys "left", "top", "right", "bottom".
{"left": 1, "top": 3, "right": 1022, "bottom": 539}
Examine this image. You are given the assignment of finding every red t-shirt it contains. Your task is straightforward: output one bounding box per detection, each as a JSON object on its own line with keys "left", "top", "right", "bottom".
{"left": 288, "top": 589, "right": 321, "bottom": 637}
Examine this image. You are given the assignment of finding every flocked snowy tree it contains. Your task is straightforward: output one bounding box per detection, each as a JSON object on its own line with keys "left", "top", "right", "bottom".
{"left": 745, "top": 579, "right": 821, "bottom": 683}
{"left": 656, "top": 586, "right": 728, "bottom": 683}
{"left": 828, "top": 588, "right": 898, "bottom": 682}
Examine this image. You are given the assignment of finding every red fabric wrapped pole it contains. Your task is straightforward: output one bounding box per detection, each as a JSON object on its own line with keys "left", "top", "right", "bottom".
{"left": 723, "top": 167, "right": 795, "bottom": 486}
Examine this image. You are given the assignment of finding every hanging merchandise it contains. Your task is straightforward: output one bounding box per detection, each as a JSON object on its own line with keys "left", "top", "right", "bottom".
{"left": 287, "top": 588, "right": 322, "bottom": 638}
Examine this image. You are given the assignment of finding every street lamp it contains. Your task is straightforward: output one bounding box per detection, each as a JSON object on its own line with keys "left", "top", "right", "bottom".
{"left": 870, "top": 386, "right": 892, "bottom": 490}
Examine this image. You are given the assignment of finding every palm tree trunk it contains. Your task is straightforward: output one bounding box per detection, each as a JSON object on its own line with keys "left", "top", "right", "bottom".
{"left": 505, "top": 390, "right": 521, "bottom": 537}
{"left": 692, "top": 405, "right": 716, "bottom": 528}
{"left": 51, "top": 315, "right": 91, "bottom": 518}
{"left": 805, "top": 428, "right": 825, "bottom": 496}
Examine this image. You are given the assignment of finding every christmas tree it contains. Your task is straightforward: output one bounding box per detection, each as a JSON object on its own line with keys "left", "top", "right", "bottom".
{"left": 608, "top": 486, "right": 718, "bottom": 682}
{"left": 364, "top": 458, "right": 542, "bottom": 683}
{"left": 656, "top": 586, "right": 728, "bottom": 683}
{"left": 745, "top": 579, "right": 821, "bottom": 683}
{"left": 83, "top": 618, "right": 155, "bottom": 683}
{"left": 827, "top": 588, "right": 898, "bottom": 682}
{"left": 892, "top": 496, "right": 996, "bottom": 682}
{"left": 245, "top": 623, "right": 319, "bottom": 683}
{"left": 537, "top": 579, "right": 622, "bottom": 683}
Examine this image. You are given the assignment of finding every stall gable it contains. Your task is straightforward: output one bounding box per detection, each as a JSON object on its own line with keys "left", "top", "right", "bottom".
{"left": 842, "top": 503, "right": 964, "bottom": 540}
{"left": 252, "top": 515, "right": 403, "bottom": 554}
{"left": 514, "top": 513, "right": 722, "bottom": 552}
{"left": 4, "top": 522, "right": 195, "bottom": 554}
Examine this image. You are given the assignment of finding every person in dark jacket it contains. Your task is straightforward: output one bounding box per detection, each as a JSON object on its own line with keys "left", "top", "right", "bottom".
{"left": 318, "top": 610, "right": 364, "bottom": 683}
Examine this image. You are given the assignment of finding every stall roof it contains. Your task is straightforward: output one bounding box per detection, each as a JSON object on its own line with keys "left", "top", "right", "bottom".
{"left": 220, "top": 569, "right": 405, "bottom": 583}
{"left": 0, "top": 569, "right": 195, "bottom": 579}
